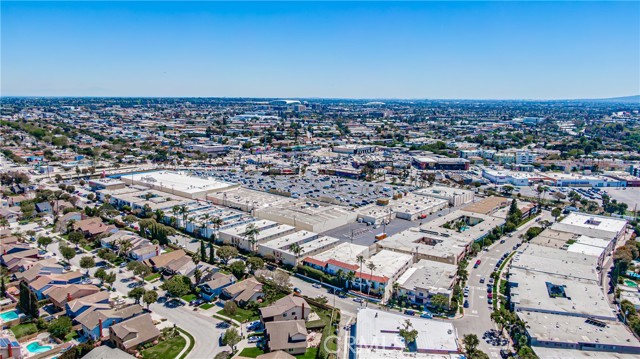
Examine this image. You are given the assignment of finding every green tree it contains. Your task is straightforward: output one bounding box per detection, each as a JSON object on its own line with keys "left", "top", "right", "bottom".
{"left": 551, "top": 207, "right": 562, "bottom": 221}
{"left": 398, "top": 319, "right": 418, "bottom": 351}
{"left": 223, "top": 300, "right": 237, "bottom": 316}
{"left": 222, "top": 328, "right": 241, "bottom": 352}
{"left": 128, "top": 287, "right": 146, "bottom": 304}
{"left": 94, "top": 268, "right": 107, "bottom": 284}
{"left": 217, "top": 246, "right": 238, "bottom": 264}
{"left": 59, "top": 244, "right": 76, "bottom": 262}
{"left": 79, "top": 256, "right": 95, "bottom": 273}
{"left": 430, "top": 294, "right": 450, "bottom": 312}
{"left": 246, "top": 257, "right": 264, "bottom": 273}
{"left": 463, "top": 334, "right": 480, "bottom": 354}
{"left": 229, "top": 261, "right": 246, "bottom": 279}
{"left": 48, "top": 316, "right": 72, "bottom": 339}
{"left": 0, "top": 277, "right": 5, "bottom": 298}
{"left": 143, "top": 290, "right": 159, "bottom": 309}
{"left": 524, "top": 226, "right": 543, "bottom": 240}
{"left": 161, "top": 275, "right": 192, "bottom": 297}
{"left": 68, "top": 231, "right": 84, "bottom": 249}
{"left": 208, "top": 242, "right": 216, "bottom": 264}
{"left": 37, "top": 236, "right": 53, "bottom": 250}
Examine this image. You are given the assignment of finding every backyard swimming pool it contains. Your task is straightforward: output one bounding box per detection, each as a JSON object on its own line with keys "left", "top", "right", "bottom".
{"left": 0, "top": 310, "right": 19, "bottom": 322}
{"left": 25, "top": 341, "right": 53, "bottom": 354}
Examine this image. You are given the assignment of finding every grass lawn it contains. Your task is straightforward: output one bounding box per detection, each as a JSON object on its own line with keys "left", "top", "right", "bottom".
{"left": 296, "top": 347, "right": 318, "bottom": 359}
{"left": 181, "top": 294, "right": 197, "bottom": 302}
{"left": 238, "top": 347, "right": 265, "bottom": 358}
{"left": 10, "top": 323, "right": 38, "bottom": 339}
{"left": 145, "top": 273, "right": 161, "bottom": 282}
{"left": 64, "top": 330, "right": 78, "bottom": 342}
{"left": 200, "top": 303, "right": 214, "bottom": 310}
{"left": 216, "top": 307, "right": 258, "bottom": 323}
{"left": 141, "top": 334, "right": 186, "bottom": 359}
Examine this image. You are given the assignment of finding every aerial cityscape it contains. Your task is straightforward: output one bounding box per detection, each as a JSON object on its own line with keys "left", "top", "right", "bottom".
{"left": 1, "top": 2, "right": 639, "bottom": 359}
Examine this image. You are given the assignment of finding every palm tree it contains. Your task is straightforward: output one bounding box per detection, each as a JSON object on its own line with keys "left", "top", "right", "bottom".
{"left": 171, "top": 205, "right": 180, "bottom": 227}
{"left": 345, "top": 271, "right": 355, "bottom": 290}
{"left": 366, "top": 262, "right": 377, "bottom": 296}
{"left": 335, "top": 269, "right": 344, "bottom": 287}
{"left": 392, "top": 282, "right": 400, "bottom": 299}
{"left": 212, "top": 216, "right": 223, "bottom": 232}
{"left": 117, "top": 239, "right": 133, "bottom": 257}
{"left": 179, "top": 205, "right": 188, "bottom": 229}
{"left": 201, "top": 213, "right": 211, "bottom": 238}
{"left": 356, "top": 255, "right": 365, "bottom": 293}
{"left": 243, "top": 223, "right": 260, "bottom": 252}
{"left": 289, "top": 243, "right": 302, "bottom": 262}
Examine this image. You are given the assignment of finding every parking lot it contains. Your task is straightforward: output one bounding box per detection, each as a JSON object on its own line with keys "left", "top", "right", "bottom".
{"left": 197, "top": 169, "right": 414, "bottom": 208}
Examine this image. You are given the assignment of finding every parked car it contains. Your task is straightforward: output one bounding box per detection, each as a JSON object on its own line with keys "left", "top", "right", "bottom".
{"left": 404, "top": 309, "right": 415, "bottom": 316}
{"left": 464, "top": 300, "right": 469, "bottom": 308}
{"left": 189, "top": 299, "right": 204, "bottom": 306}
{"left": 420, "top": 312, "right": 432, "bottom": 319}
{"left": 216, "top": 322, "right": 231, "bottom": 329}
{"left": 293, "top": 287, "right": 302, "bottom": 294}
{"left": 353, "top": 297, "right": 363, "bottom": 303}
{"left": 312, "top": 283, "right": 321, "bottom": 288}
{"left": 248, "top": 336, "right": 261, "bottom": 343}
{"left": 480, "top": 277, "right": 485, "bottom": 283}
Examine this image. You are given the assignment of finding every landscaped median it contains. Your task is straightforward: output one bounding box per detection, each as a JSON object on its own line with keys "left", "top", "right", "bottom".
{"left": 493, "top": 251, "right": 516, "bottom": 311}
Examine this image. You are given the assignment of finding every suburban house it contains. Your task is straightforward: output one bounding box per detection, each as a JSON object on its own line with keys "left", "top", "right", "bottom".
{"left": 109, "top": 313, "right": 160, "bottom": 353}
{"left": 264, "top": 320, "right": 308, "bottom": 355}
{"left": 43, "top": 284, "right": 101, "bottom": 309}
{"left": 76, "top": 304, "right": 144, "bottom": 340}
{"left": 29, "top": 271, "right": 84, "bottom": 299}
{"left": 13, "top": 259, "right": 64, "bottom": 282}
{"left": 35, "top": 202, "right": 52, "bottom": 213}
{"left": 0, "top": 207, "right": 21, "bottom": 223}
{"left": 130, "top": 245, "right": 160, "bottom": 262}
{"left": 260, "top": 295, "right": 310, "bottom": 323}
{"left": 256, "top": 352, "right": 296, "bottom": 359}
{"left": 2, "top": 248, "right": 39, "bottom": 270}
{"left": 198, "top": 272, "right": 237, "bottom": 301}
{"left": 143, "top": 249, "right": 189, "bottom": 273}
{"left": 221, "top": 278, "right": 264, "bottom": 306}
{"left": 73, "top": 218, "right": 118, "bottom": 238}
{"left": 65, "top": 291, "right": 111, "bottom": 317}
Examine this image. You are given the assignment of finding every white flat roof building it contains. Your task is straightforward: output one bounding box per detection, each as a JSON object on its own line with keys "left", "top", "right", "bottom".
{"left": 414, "top": 186, "right": 475, "bottom": 207}
{"left": 509, "top": 268, "right": 616, "bottom": 320}
{"left": 120, "top": 170, "right": 238, "bottom": 199}
{"left": 553, "top": 212, "right": 627, "bottom": 242}
{"left": 396, "top": 260, "right": 457, "bottom": 302}
{"left": 208, "top": 188, "right": 296, "bottom": 212}
{"left": 254, "top": 200, "right": 358, "bottom": 232}
{"left": 217, "top": 220, "right": 296, "bottom": 251}
{"left": 354, "top": 308, "right": 459, "bottom": 357}
{"left": 518, "top": 311, "right": 640, "bottom": 355}
{"left": 511, "top": 243, "right": 600, "bottom": 282}
{"left": 377, "top": 227, "right": 469, "bottom": 265}
{"left": 257, "top": 230, "right": 340, "bottom": 266}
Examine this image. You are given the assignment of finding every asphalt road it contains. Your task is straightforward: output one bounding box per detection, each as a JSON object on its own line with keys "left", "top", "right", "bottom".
{"left": 453, "top": 210, "right": 553, "bottom": 358}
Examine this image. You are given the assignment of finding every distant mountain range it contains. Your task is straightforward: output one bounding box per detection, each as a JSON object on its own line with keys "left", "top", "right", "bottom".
{"left": 578, "top": 95, "right": 640, "bottom": 103}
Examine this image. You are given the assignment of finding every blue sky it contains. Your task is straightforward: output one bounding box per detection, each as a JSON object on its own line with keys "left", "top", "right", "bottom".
{"left": 1, "top": 1, "right": 639, "bottom": 99}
